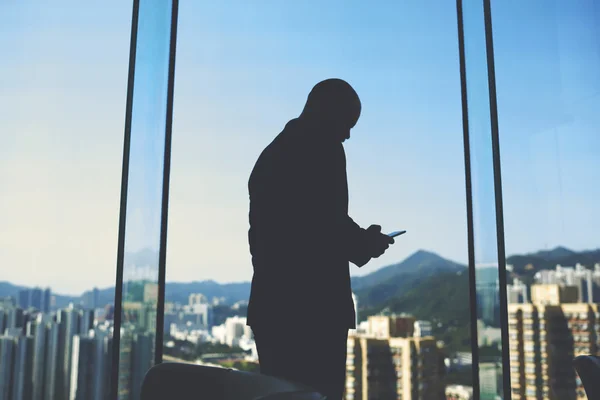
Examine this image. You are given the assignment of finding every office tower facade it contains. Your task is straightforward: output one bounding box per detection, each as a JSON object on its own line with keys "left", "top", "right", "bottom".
{"left": 42, "top": 289, "right": 52, "bottom": 314}
{"left": 82, "top": 288, "right": 100, "bottom": 311}
{"left": 30, "top": 288, "right": 43, "bottom": 311}
{"left": 508, "top": 303, "right": 599, "bottom": 399}
{"left": 57, "top": 308, "right": 82, "bottom": 400}
{"left": 0, "top": 336, "right": 16, "bottom": 400}
{"left": 12, "top": 335, "right": 34, "bottom": 400}
{"left": 81, "top": 310, "right": 95, "bottom": 335}
{"left": 44, "top": 322, "right": 60, "bottom": 400}
{"left": 32, "top": 318, "right": 50, "bottom": 400}
{"left": 18, "top": 291, "right": 30, "bottom": 310}
{"left": 69, "top": 334, "right": 110, "bottom": 400}
{"left": 0, "top": 309, "right": 5, "bottom": 335}
{"left": 7, "top": 308, "right": 24, "bottom": 332}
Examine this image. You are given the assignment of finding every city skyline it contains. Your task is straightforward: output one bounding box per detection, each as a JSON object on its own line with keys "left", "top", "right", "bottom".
{"left": 3, "top": 244, "right": 600, "bottom": 298}
{"left": 2, "top": 1, "right": 599, "bottom": 295}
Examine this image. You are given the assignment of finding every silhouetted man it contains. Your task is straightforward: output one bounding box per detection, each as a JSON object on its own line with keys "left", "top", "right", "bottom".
{"left": 247, "top": 79, "right": 394, "bottom": 399}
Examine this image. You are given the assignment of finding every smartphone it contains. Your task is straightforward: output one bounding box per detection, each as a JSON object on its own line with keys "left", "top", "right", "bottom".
{"left": 387, "top": 230, "right": 407, "bottom": 238}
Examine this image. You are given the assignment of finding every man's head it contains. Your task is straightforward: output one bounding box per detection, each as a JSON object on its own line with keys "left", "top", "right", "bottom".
{"left": 299, "top": 79, "right": 361, "bottom": 142}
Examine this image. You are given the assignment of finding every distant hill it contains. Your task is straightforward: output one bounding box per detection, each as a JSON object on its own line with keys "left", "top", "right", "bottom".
{"left": 507, "top": 247, "right": 600, "bottom": 279}
{"left": 351, "top": 250, "right": 466, "bottom": 308}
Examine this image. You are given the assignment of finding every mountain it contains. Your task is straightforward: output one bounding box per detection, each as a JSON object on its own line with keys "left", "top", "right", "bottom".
{"left": 364, "top": 269, "right": 472, "bottom": 352}
{"left": 352, "top": 250, "right": 465, "bottom": 291}
{"left": 507, "top": 247, "right": 600, "bottom": 279}
{"left": 533, "top": 246, "right": 576, "bottom": 261}
{"left": 351, "top": 250, "right": 466, "bottom": 308}
{"left": 0, "top": 282, "right": 27, "bottom": 298}
{"left": 0, "top": 250, "right": 460, "bottom": 309}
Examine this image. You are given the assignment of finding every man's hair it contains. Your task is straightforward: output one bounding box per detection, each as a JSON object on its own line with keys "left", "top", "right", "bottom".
{"left": 300, "top": 79, "right": 361, "bottom": 124}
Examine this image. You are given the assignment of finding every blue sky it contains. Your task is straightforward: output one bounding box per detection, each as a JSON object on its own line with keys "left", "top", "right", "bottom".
{"left": 1, "top": 1, "right": 599, "bottom": 294}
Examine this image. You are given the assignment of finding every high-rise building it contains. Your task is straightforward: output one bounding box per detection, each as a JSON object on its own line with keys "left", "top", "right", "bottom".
{"left": 0, "top": 336, "right": 16, "bottom": 399}
{"left": 367, "top": 314, "right": 416, "bottom": 339}
{"left": 12, "top": 335, "right": 34, "bottom": 400}
{"left": 70, "top": 335, "right": 94, "bottom": 400}
{"left": 507, "top": 278, "right": 529, "bottom": 304}
{"left": 345, "top": 315, "right": 443, "bottom": 400}
{"left": 81, "top": 288, "right": 100, "bottom": 311}
{"left": 224, "top": 316, "right": 246, "bottom": 347}
{"left": 69, "top": 334, "right": 110, "bottom": 400}
{"left": 6, "top": 307, "right": 24, "bottom": 331}
{"left": 534, "top": 264, "right": 600, "bottom": 303}
{"left": 30, "top": 288, "right": 43, "bottom": 311}
{"left": 508, "top": 302, "right": 599, "bottom": 399}
{"left": 32, "top": 317, "right": 50, "bottom": 400}
{"left": 189, "top": 303, "right": 213, "bottom": 328}
{"left": 43, "top": 289, "right": 52, "bottom": 314}
{"left": 0, "top": 309, "right": 6, "bottom": 336}
{"left": 57, "top": 308, "right": 82, "bottom": 400}
{"left": 530, "top": 284, "right": 578, "bottom": 305}
{"left": 18, "top": 290, "right": 30, "bottom": 310}
{"left": 80, "top": 310, "right": 95, "bottom": 335}
{"left": 45, "top": 322, "right": 61, "bottom": 400}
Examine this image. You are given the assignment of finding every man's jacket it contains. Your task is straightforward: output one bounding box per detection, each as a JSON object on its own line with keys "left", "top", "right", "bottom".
{"left": 247, "top": 118, "right": 372, "bottom": 328}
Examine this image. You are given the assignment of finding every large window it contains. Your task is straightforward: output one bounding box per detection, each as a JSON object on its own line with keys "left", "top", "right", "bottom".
{"left": 0, "top": 2, "right": 131, "bottom": 400}
{"left": 1, "top": 1, "right": 598, "bottom": 400}
{"left": 165, "top": 1, "right": 473, "bottom": 398}
{"left": 493, "top": 1, "right": 600, "bottom": 399}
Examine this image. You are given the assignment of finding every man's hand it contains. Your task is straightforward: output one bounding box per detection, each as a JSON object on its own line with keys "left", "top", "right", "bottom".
{"left": 365, "top": 225, "right": 394, "bottom": 258}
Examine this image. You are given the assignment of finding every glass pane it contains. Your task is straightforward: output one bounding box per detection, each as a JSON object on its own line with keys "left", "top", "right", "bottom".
{"left": 459, "top": 0, "right": 507, "bottom": 398}
{"left": 115, "top": 0, "right": 175, "bottom": 399}
{"left": 167, "top": 1, "right": 473, "bottom": 399}
{"left": 0, "top": 2, "right": 131, "bottom": 400}
{"left": 492, "top": 1, "right": 600, "bottom": 399}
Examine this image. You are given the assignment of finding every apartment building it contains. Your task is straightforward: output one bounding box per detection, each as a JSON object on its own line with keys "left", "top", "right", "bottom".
{"left": 345, "top": 315, "right": 443, "bottom": 400}
{"left": 508, "top": 300, "right": 598, "bottom": 399}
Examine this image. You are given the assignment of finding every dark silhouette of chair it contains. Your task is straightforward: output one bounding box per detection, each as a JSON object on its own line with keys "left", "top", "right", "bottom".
{"left": 140, "top": 362, "right": 327, "bottom": 400}
{"left": 573, "top": 355, "right": 600, "bottom": 399}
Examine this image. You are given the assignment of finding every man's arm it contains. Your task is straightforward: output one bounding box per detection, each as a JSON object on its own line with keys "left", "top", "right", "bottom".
{"left": 295, "top": 142, "right": 388, "bottom": 267}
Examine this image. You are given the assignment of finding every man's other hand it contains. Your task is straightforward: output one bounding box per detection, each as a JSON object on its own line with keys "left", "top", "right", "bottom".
{"left": 366, "top": 225, "right": 394, "bottom": 258}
